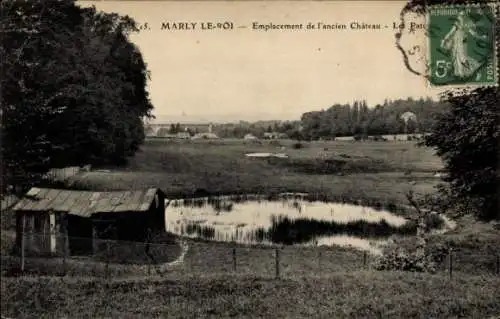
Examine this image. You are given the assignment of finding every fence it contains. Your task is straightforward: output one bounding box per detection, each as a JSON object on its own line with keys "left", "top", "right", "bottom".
{"left": 2, "top": 232, "right": 499, "bottom": 279}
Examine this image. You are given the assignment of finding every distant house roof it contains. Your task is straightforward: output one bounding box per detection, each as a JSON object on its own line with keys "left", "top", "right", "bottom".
{"left": 176, "top": 132, "right": 190, "bottom": 138}
{"left": 192, "top": 132, "right": 219, "bottom": 139}
{"left": 263, "top": 132, "right": 286, "bottom": 138}
{"left": 12, "top": 188, "right": 163, "bottom": 217}
{"left": 244, "top": 134, "right": 257, "bottom": 140}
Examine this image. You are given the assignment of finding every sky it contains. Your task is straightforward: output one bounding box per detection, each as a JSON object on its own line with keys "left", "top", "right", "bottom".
{"left": 80, "top": 1, "right": 446, "bottom": 123}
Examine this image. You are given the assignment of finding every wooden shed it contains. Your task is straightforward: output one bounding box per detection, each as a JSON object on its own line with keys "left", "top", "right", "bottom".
{"left": 12, "top": 187, "right": 166, "bottom": 256}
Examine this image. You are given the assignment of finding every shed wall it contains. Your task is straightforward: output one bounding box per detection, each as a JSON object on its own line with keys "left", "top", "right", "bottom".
{"left": 16, "top": 211, "right": 65, "bottom": 255}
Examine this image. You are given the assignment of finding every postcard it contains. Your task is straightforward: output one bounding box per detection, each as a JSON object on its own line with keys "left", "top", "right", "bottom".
{"left": 1, "top": 1, "right": 498, "bottom": 318}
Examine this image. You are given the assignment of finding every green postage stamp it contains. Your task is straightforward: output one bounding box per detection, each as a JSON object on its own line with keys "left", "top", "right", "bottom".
{"left": 428, "top": 4, "right": 497, "bottom": 86}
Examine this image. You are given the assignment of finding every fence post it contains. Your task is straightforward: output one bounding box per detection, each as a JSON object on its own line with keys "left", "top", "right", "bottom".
{"left": 318, "top": 249, "right": 322, "bottom": 271}
{"left": 275, "top": 248, "right": 280, "bottom": 279}
{"left": 92, "top": 225, "right": 98, "bottom": 255}
{"left": 232, "top": 247, "right": 237, "bottom": 272}
{"left": 105, "top": 239, "right": 110, "bottom": 277}
{"left": 62, "top": 234, "right": 66, "bottom": 275}
{"left": 62, "top": 218, "right": 69, "bottom": 276}
{"left": 363, "top": 251, "right": 367, "bottom": 269}
{"left": 20, "top": 214, "right": 26, "bottom": 273}
{"left": 496, "top": 254, "right": 499, "bottom": 275}
{"left": 448, "top": 249, "right": 453, "bottom": 280}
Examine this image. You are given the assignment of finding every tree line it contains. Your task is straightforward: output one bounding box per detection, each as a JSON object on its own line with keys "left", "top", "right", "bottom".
{"left": 300, "top": 97, "right": 448, "bottom": 140}
{"left": 146, "top": 98, "right": 447, "bottom": 140}
{"left": 145, "top": 120, "right": 302, "bottom": 139}
{"left": 1, "top": 0, "right": 153, "bottom": 194}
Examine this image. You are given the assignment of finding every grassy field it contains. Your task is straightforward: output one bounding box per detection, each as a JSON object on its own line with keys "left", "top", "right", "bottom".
{"left": 2, "top": 220, "right": 499, "bottom": 318}
{"left": 3, "top": 139, "right": 500, "bottom": 318}
{"left": 70, "top": 139, "right": 443, "bottom": 206}
{"left": 3, "top": 218, "right": 498, "bottom": 278}
{"left": 2, "top": 272, "right": 499, "bottom": 318}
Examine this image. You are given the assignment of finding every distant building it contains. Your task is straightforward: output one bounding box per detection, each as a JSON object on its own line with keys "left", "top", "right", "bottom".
{"left": 13, "top": 188, "right": 166, "bottom": 255}
{"left": 381, "top": 133, "right": 424, "bottom": 141}
{"left": 176, "top": 132, "right": 191, "bottom": 139}
{"left": 263, "top": 132, "right": 276, "bottom": 139}
{"left": 335, "top": 136, "right": 355, "bottom": 141}
{"left": 192, "top": 132, "right": 219, "bottom": 140}
{"left": 263, "top": 132, "right": 288, "bottom": 139}
{"left": 244, "top": 133, "right": 258, "bottom": 140}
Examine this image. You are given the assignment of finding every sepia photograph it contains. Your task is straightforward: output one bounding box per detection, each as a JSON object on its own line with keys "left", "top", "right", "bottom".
{"left": 1, "top": 0, "right": 499, "bottom": 318}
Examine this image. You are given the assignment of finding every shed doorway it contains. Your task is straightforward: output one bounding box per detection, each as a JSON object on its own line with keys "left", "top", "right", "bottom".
{"left": 67, "top": 215, "right": 93, "bottom": 255}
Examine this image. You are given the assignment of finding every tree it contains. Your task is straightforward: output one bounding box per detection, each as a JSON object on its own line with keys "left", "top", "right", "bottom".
{"left": 406, "top": 118, "right": 418, "bottom": 134}
{"left": 398, "top": 0, "right": 499, "bottom": 221}
{"left": 423, "top": 88, "right": 499, "bottom": 220}
{"left": 169, "top": 124, "right": 177, "bottom": 134}
{"left": 1, "top": 1, "right": 153, "bottom": 194}
{"left": 298, "top": 98, "right": 446, "bottom": 140}
{"left": 157, "top": 127, "right": 169, "bottom": 137}
{"left": 144, "top": 125, "right": 154, "bottom": 136}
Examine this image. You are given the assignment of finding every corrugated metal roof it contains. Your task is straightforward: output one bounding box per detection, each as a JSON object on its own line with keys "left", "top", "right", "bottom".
{"left": 12, "top": 188, "right": 162, "bottom": 217}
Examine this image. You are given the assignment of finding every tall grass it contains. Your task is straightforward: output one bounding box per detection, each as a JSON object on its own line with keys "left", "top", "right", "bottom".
{"left": 3, "top": 273, "right": 500, "bottom": 318}
{"left": 265, "top": 215, "right": 444, "bottom": 245}
{"left": 170, "top": 193, "right": 405, "bottom": 216}
{"left": 174, "top": 213, "right": 444, "bottom": 245}
{"left": 184, "top": 223, "right": 216, "bottom": 240}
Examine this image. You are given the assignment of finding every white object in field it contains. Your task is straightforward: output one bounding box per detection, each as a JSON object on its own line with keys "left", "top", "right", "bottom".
{"left": 273, "top": 153, "right": 288, "bottom": 158}
{"left": 244, "top": 134, "right": 258, "bottom": 140}
{"left": 245, "top": 152, "right": 288, "bottom": 158}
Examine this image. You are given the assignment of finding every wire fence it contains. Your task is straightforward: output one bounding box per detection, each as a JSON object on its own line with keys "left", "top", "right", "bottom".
{"left": 2, "top": 232, "right": 499, "bottom": 279}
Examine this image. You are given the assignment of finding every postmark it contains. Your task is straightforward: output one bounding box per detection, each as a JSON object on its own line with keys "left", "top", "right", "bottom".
{"left": 428, "top": 4, "right": 497, "bottom": 86}
{"left": 394, "top": 8, "right": 429, "bottom": 79}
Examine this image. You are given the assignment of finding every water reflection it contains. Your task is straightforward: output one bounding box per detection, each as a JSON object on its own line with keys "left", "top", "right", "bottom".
{"left": 165, "top": 194, "right": 445, "bottom": 254}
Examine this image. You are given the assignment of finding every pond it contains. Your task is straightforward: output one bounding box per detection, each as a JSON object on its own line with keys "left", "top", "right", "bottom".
{"left": 164, "top": 194, "right": 446, "bottom": 255}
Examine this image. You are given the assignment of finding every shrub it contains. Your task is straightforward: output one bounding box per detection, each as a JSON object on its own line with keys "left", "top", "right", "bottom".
{"left": 265, "top": 215, "right": 444, "bottom": 245}
{"left": 372, "top": 249, "right": 435, "bottom": 273}
{"left": 372, "top": 245, "right": 449, "bottom": 273}
{"left": 292, "top": 142, "right": 304, "bottom": 149}
{"left": 424, "top": 213, "right": 445, "bottom": 230}
{"left": 423, "top": 87, "right": 499, "bottom": 220}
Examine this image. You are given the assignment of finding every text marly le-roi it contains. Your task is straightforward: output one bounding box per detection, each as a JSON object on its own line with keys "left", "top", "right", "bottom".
{"left": 160, "top": 22, "right": 234, "bottom": 30}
